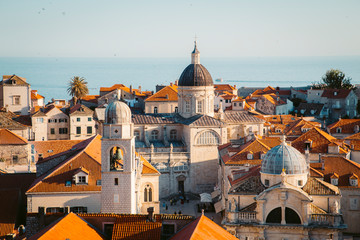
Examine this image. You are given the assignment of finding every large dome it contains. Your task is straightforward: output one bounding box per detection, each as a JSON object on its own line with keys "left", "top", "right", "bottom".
{"left": 261, "top": 142, "right": 307, "bottom": 175}
{"left": 178, "top": 64, "right": 213, "bottom": 87}
{"left": 105, "top": 99, "right": 131, "bottom": 124}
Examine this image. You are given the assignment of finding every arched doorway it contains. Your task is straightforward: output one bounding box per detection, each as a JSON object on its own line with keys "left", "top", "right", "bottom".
{"left": 176, "top": 175, "right": 186, "bottom": 194}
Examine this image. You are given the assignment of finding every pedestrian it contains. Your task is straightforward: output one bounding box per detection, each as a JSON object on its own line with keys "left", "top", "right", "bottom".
{"left": 174, "top": 211, "right": 177, "bottom": 215}
{"left": 178, "top": 210, "right": 182, "bottom": 214}
{"left": 166, "top": 204, "right": 168, "bottom": 211}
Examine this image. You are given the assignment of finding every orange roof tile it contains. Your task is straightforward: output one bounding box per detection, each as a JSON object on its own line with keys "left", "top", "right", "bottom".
{"left": 100, "top": 84, "right": 149, "bottom": 97}
{"left": 145, "top": 85, "right": 178, "bottom": 102}
{"left": 81, "top": 94, "right": 100, "bottom": 101}
{"left": 28, "top": 212, "right": 106, "bottom": 240}
{"left": 31, "top": 90, "right": 44, "bottom": 100}
{"left": 310, "top": 156, "right": 360, "bottom": 187}
{"left": 137, "top": 153, "right": 160, "bottom": 175}
{"left": 171, "top": 214, "right": 237, "bottom": 240}
{"left": 328, "top": 119, "right": 360, "bottom": 134}
{"left": 214, "top": 84, "right": 236, "bottom": 91}
{"left": 32, "top": 139, "right": 83, "bottom": 159}
{"left": 0, "top": 128, "right": 28, "bottom": 145}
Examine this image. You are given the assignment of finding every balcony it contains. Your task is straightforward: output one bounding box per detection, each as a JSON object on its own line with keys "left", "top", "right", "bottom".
{"left": 309, "top": 214, "right": 345, "bottom": 228}
{"left": 227, "top": 211, "right": 258, "bottom": 224}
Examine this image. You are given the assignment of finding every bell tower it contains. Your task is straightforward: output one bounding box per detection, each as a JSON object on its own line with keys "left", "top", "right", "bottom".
{"left": 100, "top": 97, "right": 137, "bottom": 213}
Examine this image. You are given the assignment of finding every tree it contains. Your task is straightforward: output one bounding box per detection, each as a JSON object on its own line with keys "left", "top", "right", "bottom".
{"left": 67, "top": 76, "right": 89, "bottom": 105}
{"left": 312, "top": 69, "right": 353, "bottom": 89}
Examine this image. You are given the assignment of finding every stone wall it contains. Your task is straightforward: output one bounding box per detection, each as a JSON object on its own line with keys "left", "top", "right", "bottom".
{"left": 0, "top": 144, "right": 30, "bottom": 166}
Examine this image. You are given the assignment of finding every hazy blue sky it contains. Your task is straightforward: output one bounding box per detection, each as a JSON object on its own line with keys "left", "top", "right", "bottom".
{"left": 1, "top": 0, "right": 359, "bottom": 57}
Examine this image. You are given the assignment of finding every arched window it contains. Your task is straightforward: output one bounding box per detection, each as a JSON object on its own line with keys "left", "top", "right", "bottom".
{"left": 196, "top": 131, "right": 219, "bottom": 145}
{"left": 151, "top": 130, "right": 159, "bottom": 140}
{"left": 109, "top": 147, "right": 123, "bottom": 171}
{"left": 154, "top": 107, "right": 158, "bottom": 114}
{"left": 336, "top": 127, "right": 342, "bottom": 133}
{"left": 134, "top": 130, "right": 140, "bottom": 140}
{"left": 170, "top": 129, "right": 177, "bottom": 140}
{"left": 175, "top": 107, "right": 178, "bottom": 113}
{"left": 144, "top": 184, "right": 152, "bottom": 202}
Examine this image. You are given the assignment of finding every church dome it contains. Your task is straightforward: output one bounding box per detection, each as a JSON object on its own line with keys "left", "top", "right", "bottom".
{"left": 261, "top": 141, "right": 307, "bottom": 175}
{"left": 105, "top": 99, "right": 132, "bottom": 124}
{"left": 178, "top": 64, "right": 213, "bottom": 87}
{"left": 178, "top": 41, "right": 213, "bottom": 87}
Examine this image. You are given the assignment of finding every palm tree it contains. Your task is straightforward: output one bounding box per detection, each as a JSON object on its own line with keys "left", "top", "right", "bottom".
{"left": 67, "top": 76, "right": 89, "bottom": 105}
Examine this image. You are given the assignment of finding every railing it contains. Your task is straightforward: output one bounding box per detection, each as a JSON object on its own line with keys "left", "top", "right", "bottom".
{"left": 227, "top": 211, "right": 258, "bottom": 224}
{"left": 309, "top": 214, "right": 344, "bottom": 227}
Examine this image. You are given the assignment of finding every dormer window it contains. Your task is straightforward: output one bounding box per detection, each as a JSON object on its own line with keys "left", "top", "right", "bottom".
{"left": 336, "top": 127, "right": 342, "bottom": 133}
{"left": 247, "top": 152, "right": 253, "bottom": 160}
{"left": 330, "top": 173, "right": 339, "bottom": 186}
{"left": 355, "top": 125, "right": 360, "bottom": 133}
{"left": 350, "top": 174, "right": 359, "bottom": 187}
{"left": 73, "top": 167, "right": 89, "bottom": 185}
{"left": 260, "top": 152, "right": 266, "bottom": 159}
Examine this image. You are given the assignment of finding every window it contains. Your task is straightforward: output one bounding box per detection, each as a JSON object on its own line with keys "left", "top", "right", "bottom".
{"left": 264, "top": 179, "right": 269, "bottom": 187}
{"left": 336, "top": 127, "right": 342, "bottom": 133}
{"left": 76, "top": 127, "right": 81, "bottom": 135}
{"left": 144, "top": 185, "right": 152, "bottom": 202}
{"left": 350, "top": 198, "right": 359, "bottom": 210}
{"left": 12, "top": 95, "right": 20, "bottom": 105}
{"left": 155, "top": 162, "right": 169, "bottom": 172}
{"left": 134, "top": 130, "right": 140, "bottom": 140}
{"left": 78, "top": 176, "right": 86, "bottom": 184}
{"left": 170, "top": 129, "right": 177, "bottom": 140}
{"left": 196, "top": 100, "right": 203, "bottom": 113}
{"left": 151, "top": 130, "right": 159, "bottom": 140}
{"left": 12, "top": 155, "right": 18, "bottom": 164}
{"left": 96, "top": 180, "right": 101, "bottom": 186}
{"left": 70, "top": 206, "right": 87, "bottom": 213}
{"left": 114, "top": 194, "right": 119, "bottom": 203}
{"left": 114, "top": 178, "right": 118, "bottom": 185}
{"left": 185, "top": 100, "right": 190, "bottom": 113}
{"left": 87, "top": 126, "right": 92, "bottom": 134}
{"left": 88, "top": 117, "right": 92, "bottom": 121}
{"left": 298, "top": 180, "right": 303, "bottom": 186}
{"left": 350, "top": 178, "right": 358, "bottom": 187}
{"left": 46, "top": 207, "right": 64, "bottom": 214}
{"left": 173, "top": 162, "right": 189, "bottom": 172}
{"left": 175, "top": 107, "right": 178, "bottom": 113}
{"left": 196, "top": 131, "right": 219, "bottom": 145}
{"left": 247, "top": 153, "right": 253, "bottom": 160}
{"left": 59, "top": 118, "right": 67, "bottom": 123}
{"left": 355, "top": 125, "right": 360, "bottom": 133}
{"left": 65, "top": 180, "right": 71, "bottom": 187}
{"left": 234, "top": 103, "right": 237, "bottom": 106}
{"left": 154, "top": 107, "right": 158, "bottom": 114}
{"left": 50, "top": 128, "right": 55, "bottom": 134}
{"left": 331, "top": 178, "right": 338, "bottom": 186}
{"left": 36, "top": 118, "right": 44, "bottom": 123}
{"left": 59, "top": 128, "right": 68, "bottom": 134}
{"left": 77, "top": 117, "right": 81, "bottom": 122}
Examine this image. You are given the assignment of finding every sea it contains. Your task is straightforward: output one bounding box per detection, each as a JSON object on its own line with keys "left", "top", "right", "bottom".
{"left": 1, "top": 56, "right": 360, "bottom": 102}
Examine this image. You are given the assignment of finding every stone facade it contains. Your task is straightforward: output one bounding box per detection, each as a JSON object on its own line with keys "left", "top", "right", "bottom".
{"left": 0, "top": 144, "right": 30, "bottom": 167}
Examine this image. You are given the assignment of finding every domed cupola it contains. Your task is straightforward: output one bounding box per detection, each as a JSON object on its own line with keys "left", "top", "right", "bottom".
{"left": 105, "top": 97, "right": 132, "bottom": 124}
{"left": 260, "top": 136, "right": 309, "bottom": 188}
{"left": 178, "top": 41, "right": 213, "bottom": 87}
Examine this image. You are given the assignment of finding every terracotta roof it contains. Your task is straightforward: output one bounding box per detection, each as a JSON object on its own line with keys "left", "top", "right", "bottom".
{"left": 310, "top": 156, "right": 360, "bottom": 188}
{"left": 284, "top": 119, "right": 318, "bottom": 136}
{"left": 0, "top": 128, "right": 27, "bottom": 145}
{"left": 310, "top": 203, "right": 327, "bottom": 214}
{"left": 27, "top": 136, "right": 102, "bottom": 193}
{"left": 291, "top": 127, "right": 340, "bottom": 153}
{"left": 100, "top": 84, "right": 148, "bottom": 97}
{"left": 214, "top": 84, "right": 236, "bottom": 91}
{"left": 80, "top": 94, "right": 100, "bottom": 103}
{"left": 261, "top": 94, "right": 286, "bottom": 106}
{"left": 68, "top": 104, "right": 93, "bottom": 115}
{"left": 178, "top": 115, "right": 223, "bottom": 127}
{"left": 0, "top": 112, "right": 28, "bottom": 130}
{"left": 32, "top": 139, "right": 83, "bottom": 159}
{"left": 228, "top": 165, "right": 262, "bottom": 187}
{"left": 220, "top": 112, "right": 265, "bottom": 124}
{"left": 328, "top": 119, "right": 360, "bottom": 134}
{"left": 345, "top": 132, "right": 360, "bottom": 140}
{"left": 137, "top": 153, "right": 160, "bottom": 175}
{"left": 31, "top": 90, "right": 44, "bottom": 100}
{"left": 13, "top": 115, "right": 32, "bottom": 127}
{"left": 232, "top": 97, "right": 243, "bottom": 102}
{"left": 0, "top": 189, "right": 20, "bottom": 237}
{"left": 145, "top": 85, "right": 178, "bottom": 102}
{"left": 1, "top": 75, "right": 29, "bottom": 86}
{"left": 239, "top": 202, "right": 257, "bottom": 212}
{"left": 321, "top": 89, "right": 351, "bottom": 99}
{"left": 28, "top": 212, "right": 106, "bottom": 240}
{"left": 310, "top": 167, "right": 324, "bottom": 178}
{"left": 112, "top": 215, "right": 162, "bottom": 240}
{"left": 170, "top": 214, "right": 238, "bottom": 240}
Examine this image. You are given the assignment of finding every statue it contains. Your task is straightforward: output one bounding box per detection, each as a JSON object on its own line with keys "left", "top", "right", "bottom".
{"left": 331, "top": 200, "right": 340, "bottom": 214}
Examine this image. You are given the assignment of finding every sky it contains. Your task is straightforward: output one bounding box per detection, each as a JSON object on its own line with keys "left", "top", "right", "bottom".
{"left": 1, "top": 0, "right": 360, "bottom": 58}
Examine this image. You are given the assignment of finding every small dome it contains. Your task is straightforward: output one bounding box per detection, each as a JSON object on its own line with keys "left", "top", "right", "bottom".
{"left": 178, "top": 64, "right": 213, "bottom": 87}
{"left": 261, "top": 142, "right": 307, "bottom": 175}
{"left": 105, "top": 99, "right": 131, "bottom": 124}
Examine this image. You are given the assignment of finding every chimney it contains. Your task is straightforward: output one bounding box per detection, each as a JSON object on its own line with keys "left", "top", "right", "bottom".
{"left": 138, "top": 85, "right": 142, "bottom": 93}
{"left": 320, "top": 154, "right": 325, "bottom": 170}
{"left": 64, "top": 206, "right": 70, "bottom": 214}
{"left": 130, "top": 85, "right": 133, "bottom": 94}
{"left": 175, "top": 80, "right": 179, "bottom": 85}
{"left": 147, "top": 207, "right": 154, "bottom": 222}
